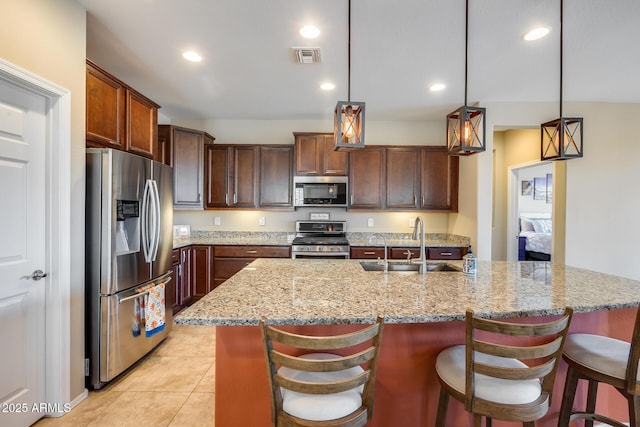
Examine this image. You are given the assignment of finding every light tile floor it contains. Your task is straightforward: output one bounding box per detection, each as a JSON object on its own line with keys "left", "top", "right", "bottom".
{"left": 34, "top": 325, "right": 216, "bottom": 427}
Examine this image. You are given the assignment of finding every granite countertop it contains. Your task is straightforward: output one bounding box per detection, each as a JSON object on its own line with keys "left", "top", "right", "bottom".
{"left": 172, "top": 231, "right": 469, "bottom": 249}
{"left": 174, "top": 259, "right": 640, "bottom": 326}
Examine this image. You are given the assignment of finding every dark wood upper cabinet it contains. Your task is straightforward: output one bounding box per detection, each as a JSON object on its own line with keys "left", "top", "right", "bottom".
{"left": 205, "top": 145, "right": 257, "bottom": 208}
{"left": 420, "top": 147, "right": 459, "bottom": 212}
{"left": 125, "top": 89, "right": 159, "bottom": 158}
{"left": 386, "top": 147, "right": 420, "bottom": 209}
{"left": 86, "top": 61, "right": 125, "bottom": 149}
{"left": 259, "top": 146, "right": 293, "bottom": 208}
{"left": 349, "top": 147, "right": 385, "bottom": 209}
{"left": 294, "top": 132, "right": 348, "bottom": 176}
{"left": 159, "top": 124, "right": 214, "bottom": 210}
{"left": 86, "top": 60, "right": 159, "bottom": 159}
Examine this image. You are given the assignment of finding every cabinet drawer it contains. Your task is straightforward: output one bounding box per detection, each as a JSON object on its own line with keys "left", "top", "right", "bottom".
{"left": 350, "top": 247, "right": 386, "bottom": 259}
{"left": 214, "top": 245, "right": 290, "bottom": 258}
{"left": 171, "top": 249, "right": 180, "bottom": 263}
{"left": 389, "top": 247, "right": 420, "bottom": 259}
{"left": 427, "top": 247, "right": 464, "bottom": 260}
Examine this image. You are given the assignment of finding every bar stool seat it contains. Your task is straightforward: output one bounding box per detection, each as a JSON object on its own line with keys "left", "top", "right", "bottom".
{"left": 434, "top": 307, "right": 573, "bottom": 427}
{"left": 558, "top": 307, "right": 640, "bottom": 427}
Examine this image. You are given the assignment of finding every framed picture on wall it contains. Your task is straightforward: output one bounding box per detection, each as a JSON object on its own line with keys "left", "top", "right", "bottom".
{"left": 546, "top": 173, "right": 553, "bottom": 203}
{"left": 534, "top": 177, "right": 546, "bottom": 201}
{"left": 521, "top": 180, "right": 533, "bottom": 196}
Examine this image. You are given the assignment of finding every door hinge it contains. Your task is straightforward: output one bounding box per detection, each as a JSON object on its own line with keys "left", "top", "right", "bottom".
{"left": 84, "top": 358, "right": 90, "bottom": 376}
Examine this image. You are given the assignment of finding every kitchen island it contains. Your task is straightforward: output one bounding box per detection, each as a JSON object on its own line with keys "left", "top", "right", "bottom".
{"left": 175, "top": 259, "right": 640, "bottom": 426}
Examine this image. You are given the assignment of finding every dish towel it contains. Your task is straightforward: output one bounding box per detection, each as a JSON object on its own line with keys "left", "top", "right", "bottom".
{"left": 144, "top": 282, "right": 166, "bottom": 338}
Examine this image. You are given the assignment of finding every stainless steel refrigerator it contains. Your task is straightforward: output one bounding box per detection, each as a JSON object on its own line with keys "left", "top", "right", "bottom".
{"left": 85, "top": 148, "right": 174, "bottom": 389}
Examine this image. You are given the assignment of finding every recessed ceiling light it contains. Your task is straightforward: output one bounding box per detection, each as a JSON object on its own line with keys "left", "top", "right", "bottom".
{"left": 300, "top": 25, "right": 320, "bottom": 39}
{"left": 429, "top": 83, "right": 446, "bottom": 92}
{"left": 320, "top": 82, "right": 335, "bottom": 91}
{"left": 523, "top": 26, "right": 551, "bottom": 41}
{"left": 182, "top": 51, "right": 202, "bottom": 62}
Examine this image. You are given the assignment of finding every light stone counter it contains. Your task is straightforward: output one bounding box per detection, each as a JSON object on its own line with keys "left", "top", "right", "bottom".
{"left": 174, "top": 259, "right": 640, "bottom": 326}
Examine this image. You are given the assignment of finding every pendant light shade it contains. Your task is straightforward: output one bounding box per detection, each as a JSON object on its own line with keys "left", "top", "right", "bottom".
{"left": 541, "top": 117, "right": 583, "bottom": 160}
{"left": 541, "top": 0, "right": 583, "bottom": 161}
{"left": 447, "top": 0, "right": 485, "bottom": 156}
{"left": 447, "top": 105, "right": 486, "bottom": 155}
{"left": 334, "top": 0, "right": 366, "bottom": 151}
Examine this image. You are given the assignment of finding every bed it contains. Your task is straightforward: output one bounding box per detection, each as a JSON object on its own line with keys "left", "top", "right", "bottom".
{"left": 518, "top": 213, "right": 552, "bottom": 261}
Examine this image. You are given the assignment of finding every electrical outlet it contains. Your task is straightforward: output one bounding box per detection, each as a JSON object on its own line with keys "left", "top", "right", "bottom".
{"left": 214, "top": 217, "right": 221, "bottom": 226}
{"left": 367, "top": 218, "right": 374, "bottom": 227}
{"left": 259, "top": 216, "right": 266, "bottom": 226}
{"left": 409, "top": 218, "right": 414, "bottom": 227}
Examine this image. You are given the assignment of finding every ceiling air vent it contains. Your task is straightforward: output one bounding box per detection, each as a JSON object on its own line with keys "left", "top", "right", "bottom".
{"left": 291, "top": 47, "right": 321, "bottom": 64}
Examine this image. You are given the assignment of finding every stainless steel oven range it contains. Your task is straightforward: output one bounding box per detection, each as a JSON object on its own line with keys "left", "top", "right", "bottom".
{"left": 291, "top": 220, "right": 349, "bottom": 259}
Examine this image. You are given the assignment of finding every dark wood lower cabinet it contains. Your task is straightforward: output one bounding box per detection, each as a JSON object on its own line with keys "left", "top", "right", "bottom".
{"left": 191, "top": 245, "right": 213, "bottom": 302}
{"left": 171, "top": 247, "right": 192, "bottom": 314}
{"left": 213, "top": 245, "right": 290, "bottom": 286}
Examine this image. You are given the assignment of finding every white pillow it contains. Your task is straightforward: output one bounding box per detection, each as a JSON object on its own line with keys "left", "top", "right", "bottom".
{"left": 531, "top": 219, "right": 552, "bottom": 234}
{"left": 520, "top": 218, "right": 535, "bottom": 232}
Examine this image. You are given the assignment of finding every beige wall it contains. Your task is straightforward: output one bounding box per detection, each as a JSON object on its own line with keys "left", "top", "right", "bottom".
{"left": 475, "top": 101, "right": 639, "bottom": 279}
{"left": 1, "top": 0, "right": 87, "bottom": 401}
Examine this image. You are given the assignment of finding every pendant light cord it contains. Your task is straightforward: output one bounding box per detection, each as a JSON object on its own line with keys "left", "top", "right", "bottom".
{"left": 348, "top": 0, "right": 351, "bottom": 102}
{"left": 559, "top": 0, "right": 563, "bottom": 117}
{"left": 464, "top": 0, "right": 468, "bottom": 106}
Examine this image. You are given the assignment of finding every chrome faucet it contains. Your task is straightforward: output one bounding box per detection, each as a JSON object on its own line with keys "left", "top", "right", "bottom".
{"left": 411, "top": 217, "right": 427, "bottom": 275}
{"left": 369, "top": 233, "right": 388, "bottom": 274}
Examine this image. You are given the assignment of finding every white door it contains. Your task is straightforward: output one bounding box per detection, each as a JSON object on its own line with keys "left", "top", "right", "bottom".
{"left": 0, "top": 76, "right": 47, "bottom": 426}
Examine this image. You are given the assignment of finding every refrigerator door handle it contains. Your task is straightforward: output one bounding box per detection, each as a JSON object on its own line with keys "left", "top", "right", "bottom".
{"left": 141, "top": 179, "right": 153, "bottom": 263}
{"left": 150, "top": 181, "right": 161, "bottom": 261}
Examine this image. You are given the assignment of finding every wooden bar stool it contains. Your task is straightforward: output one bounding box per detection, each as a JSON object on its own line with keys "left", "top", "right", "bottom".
{"left": 435, "top": 308, "right": 573, "bottom": 427}
{"left": 260, "top": 316, "right": 384, "bottom": 427}
{"left": 558, "top": 307, "right": 640, "bottom": 427}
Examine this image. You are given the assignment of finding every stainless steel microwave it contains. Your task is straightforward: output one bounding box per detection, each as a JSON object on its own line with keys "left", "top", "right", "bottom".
{"left": 293, "top": 176, "right": 348, "bottom": 207}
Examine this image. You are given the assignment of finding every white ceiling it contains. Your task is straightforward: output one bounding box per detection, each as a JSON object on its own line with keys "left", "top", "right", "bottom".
{"left": 78, "top": 0, "right": 640, "bottom": 122}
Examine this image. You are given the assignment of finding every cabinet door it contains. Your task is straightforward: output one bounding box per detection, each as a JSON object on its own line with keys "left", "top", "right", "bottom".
{"left": 260, "top": 146, "right": 292, "bottom": 208}
{"left": 86, "top": 62, "right": 125, "bottom": 148}
{"left": 173, "top": 128, "right": 204, "bottom": 209}
{"left": 125, "top": 89, "right": 158, "bottom": 159}
{"left": 386, "top": 147, "right": 419, "bottom": 209}
{"left": 179, "top": 247, "right": 192, "bottom": 306}
{"left": 349, "top": 147, "right": 385, "bottom": 209}
{"left": 322, "top": 135, "right": 348, "bottom": 175}
{"left": 232, "top": 147, "right": 257, "bottom": 208}
{"left": 170, "top": 261, "right": 181, "bottom": 313}
{"left": 205, "top": 146, "right": 231, "bottom": 207}
{"left": 420, "top": 147, "right": 459, "bottom": 212}
{"left": 389, "top": 247, "right": 420, "bottom": 260}
{"left": 294, "top": 134, "right": 322, "bottom": 175}
{"left": 191, "top": 245, "right": 213, "bottom": 301}
{"left": 294, "top": 133, "right": 348, "bottom": 175}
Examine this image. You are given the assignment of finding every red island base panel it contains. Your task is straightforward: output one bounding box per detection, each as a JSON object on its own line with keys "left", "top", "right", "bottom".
{"left": 214, "top": 308, "right": 635, "bottom": 427}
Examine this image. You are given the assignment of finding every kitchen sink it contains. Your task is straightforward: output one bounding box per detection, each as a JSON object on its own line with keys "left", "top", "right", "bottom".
{"left": 359, "top": 261, "right": 461, "bottom": 272}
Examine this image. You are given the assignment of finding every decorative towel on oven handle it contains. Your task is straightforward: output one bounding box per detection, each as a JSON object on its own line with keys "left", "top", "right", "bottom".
{"left": 144, "top": 282, "right": 166, "bottom": 338}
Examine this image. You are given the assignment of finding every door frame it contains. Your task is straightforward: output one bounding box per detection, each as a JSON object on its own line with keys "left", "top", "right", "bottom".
{"left": 506, "top": 160, "right": 553, "bottom": 261}
{"left": 0, "top": 58, "right": 75, "bottom": 413}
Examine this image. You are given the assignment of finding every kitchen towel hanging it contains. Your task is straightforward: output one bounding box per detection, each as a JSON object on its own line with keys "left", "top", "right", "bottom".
{"left": 144, "top": 283, "right": 166, "bottom": 338}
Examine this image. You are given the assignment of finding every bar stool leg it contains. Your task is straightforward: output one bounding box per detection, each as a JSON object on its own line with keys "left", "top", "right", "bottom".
{"left": 630, "top": 395, "right": 640, "bottom": 427}
{"left": 558, "top": 365, "right": 580, "bottom": 427}
{"left": 434, "top": 386, "right": 449, "bottom": 427}
{"left": 473, "top": 413, "right": 481, "bottom": 427}
{"left": 585, "top": 379, "right": 599, "bottom": 427}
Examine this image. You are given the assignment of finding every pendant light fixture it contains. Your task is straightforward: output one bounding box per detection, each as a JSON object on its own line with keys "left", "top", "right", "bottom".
{"left": 541, "top": 0, "right": 583, "bottom": 161}
{"left": 334, "top": 0, "right": 365, "bottom": 151}
{"left": 446, "top": 0, "right": 486, "bottom": 156}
